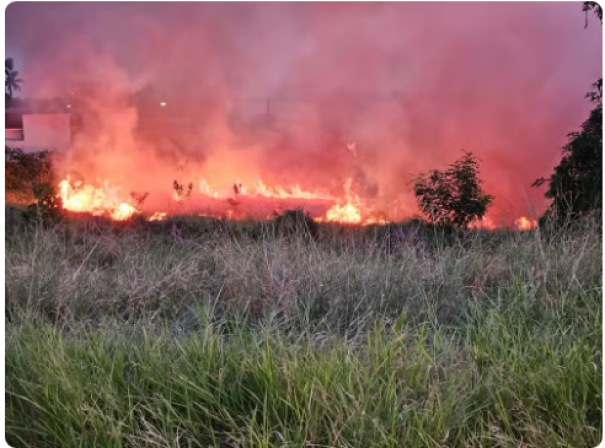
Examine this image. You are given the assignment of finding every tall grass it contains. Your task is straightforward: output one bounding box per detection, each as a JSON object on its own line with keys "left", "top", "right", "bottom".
{"left": 5, "top": 214, "right": 602, "bottom": 447}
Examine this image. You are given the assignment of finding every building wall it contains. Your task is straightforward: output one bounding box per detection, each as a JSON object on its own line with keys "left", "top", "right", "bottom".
{"left": 5, "top": 113, "right": 71, "bottom": 152}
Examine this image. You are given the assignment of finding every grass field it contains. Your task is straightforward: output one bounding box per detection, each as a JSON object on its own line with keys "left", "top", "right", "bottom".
{"left": 5, "top": 211, "right": 603, "bottom": 447}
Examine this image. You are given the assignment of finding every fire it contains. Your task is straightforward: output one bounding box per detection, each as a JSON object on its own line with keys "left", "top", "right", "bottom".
{"left": 326, "top": 202, "right": 362, "bottom": 224}
{"left": 468, "top": 215, "right": 537, "bottom": 231}
{"left": 58, "top": 176, "right": 138, "bottom": 221}
{"left": 468, "top": 216, "right": 497, "bottom": 230}
{"left": 324, "top": 178, "right": 363, "bottom": 224}
{"left": 198, "top": 176, "right": 334, "bottom": 201}
{"left": 364, "top": 216, "right": 388, "bottom": 226}
{"left": 251, "top": 179, "right": 334, "bottom": 200}
{"left": 514, "top": 216, "right": 537, "bottom": 231}
{"left": 149, "top": 211, "right": 167, "bottom": 221}
{"left": 55, "top": 174, "right": 538, "bottom": 230}
{"left": 199, "top": 178, "right": 222, "bottom": 199}
{"left": 112, "top": 203, "right": 137, "bottom": 221}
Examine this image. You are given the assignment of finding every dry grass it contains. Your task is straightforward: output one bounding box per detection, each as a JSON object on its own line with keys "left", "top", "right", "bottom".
{"left": 5, "top": 213, "right": 603, "bottom": 447}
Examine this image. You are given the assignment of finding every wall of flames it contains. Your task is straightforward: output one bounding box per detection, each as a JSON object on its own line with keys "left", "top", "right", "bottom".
{"left": 57, "top": 174, "right": 537, "bottom": 230}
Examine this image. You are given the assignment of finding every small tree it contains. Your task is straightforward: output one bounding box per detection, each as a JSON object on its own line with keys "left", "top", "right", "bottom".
{"left": 413, "top": 151, "right": 494, "bottom": 228}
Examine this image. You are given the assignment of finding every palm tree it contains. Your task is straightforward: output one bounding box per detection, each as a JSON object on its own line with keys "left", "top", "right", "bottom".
{"left": 5, "top": 58, "right": 23, "bottom": 100}
{"left": 583, "top": 1, "right": 603, "bottom": 27}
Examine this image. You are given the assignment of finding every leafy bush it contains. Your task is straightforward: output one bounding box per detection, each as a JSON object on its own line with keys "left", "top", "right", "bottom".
{"left": 414, "top": 151, "right": 493, "bottom": 228}
{"left": 5, "top": 146, "right": 54, "bottom": 204}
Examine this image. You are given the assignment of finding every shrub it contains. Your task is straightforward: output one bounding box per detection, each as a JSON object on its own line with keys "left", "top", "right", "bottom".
{"left": 5, "top": 147, "right": 54, "bottom": 204}
{"left": 272, "top": 208, "right": 319, "bottom": 239}
{"left": 414, "top": 151, "right": 494, "bottom": 228}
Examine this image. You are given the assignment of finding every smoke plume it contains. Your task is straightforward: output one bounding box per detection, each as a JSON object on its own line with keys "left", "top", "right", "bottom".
{"left": 6, "top": 2, "right": 602, "bottom": 221}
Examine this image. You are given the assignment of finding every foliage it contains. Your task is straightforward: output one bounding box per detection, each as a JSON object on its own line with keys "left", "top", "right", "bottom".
{"left": 583, "top": 1, "right": 603, "bottom": 27}
{"left": 173, "top": 180, "right": 193, "bottom": 200}
{"left": 5, "top": 57, "right": 23, "bottom": 100}
{"left": 534, "top": 80, "right": 602, "bottom": 224}
{"left": 536, "top": 0, "right": 605, "bottom": 224}
{"left": 5, "top": 147, "right": 54, "bottom": 202}
{"left": 413, "top": 151, "right": 494, "bottom": 228}
{"left": 130, "top": 191, "right": 149, "bottom": 208}
{"left": 27, "top": 182, "right": 63, "bottom": 223}
{"left": 5, "top": 147, "right": 64, "bottom": 223}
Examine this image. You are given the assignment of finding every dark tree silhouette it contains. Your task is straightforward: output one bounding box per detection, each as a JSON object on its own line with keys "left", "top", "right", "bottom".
{"left": 413, "top": 151, "right": 494, "bottom": 228}
{"left": 533, "top": 80, "right": 602, "bottom": 222}
{"left": 533, "top": 3, "right": 602, "bottom": 223}
{"left": 583, "top": 1, "right": 603, "bottom": 28}
{"left": 273, "top": 208, "right": 319, "bottom": 239}
{"left": 5, "top": 58, "right": 23, "bottom": 100}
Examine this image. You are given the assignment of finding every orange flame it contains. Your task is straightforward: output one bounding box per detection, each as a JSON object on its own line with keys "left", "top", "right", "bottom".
{"left": 326, "top": 202, "right": 362, "bottom": 224}
{"left": 149, "top": 211, "right": 167, "bottom": 221}
{"left": 324, "top": 178, "right": 363, "bottom": 224}
{"left": 198, "top": 176, "right": 334, "bottom": 201}
{"left": 364, "top": 216, "right": 388, "bottom": 226}
{"left": 468, "top": 216, "right": 497, "bottom": 230}
{"left": 56, "top": 175, "right": 538, "bottom": 230}
{"left": 514, "top": 216, "right": 537, "bottom": 231}
{"left": 58, "top": 176, "right": 138, "bottom": 220}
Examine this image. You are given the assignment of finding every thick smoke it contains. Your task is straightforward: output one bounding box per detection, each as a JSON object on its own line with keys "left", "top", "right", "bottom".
{"left": 6, "top": 2, "right": 602, "bottom": 220}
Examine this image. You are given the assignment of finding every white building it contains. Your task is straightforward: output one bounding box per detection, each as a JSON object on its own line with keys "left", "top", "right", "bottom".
{"left": 5, "top": 113, "right": 71, "bottom": 152}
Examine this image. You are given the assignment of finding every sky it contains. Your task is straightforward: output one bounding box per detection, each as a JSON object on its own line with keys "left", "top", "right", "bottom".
{"left": 5, "top": 2, "right": 603, "bottom": 220}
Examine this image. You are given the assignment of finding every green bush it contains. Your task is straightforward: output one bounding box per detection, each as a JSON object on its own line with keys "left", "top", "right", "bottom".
{"left": 5, "top": 147, "right": 53, "bottom": 203}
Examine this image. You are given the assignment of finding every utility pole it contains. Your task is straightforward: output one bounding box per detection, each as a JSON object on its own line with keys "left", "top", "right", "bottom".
{"left": 266, "top": 97, "right": 271, "bottom": 125}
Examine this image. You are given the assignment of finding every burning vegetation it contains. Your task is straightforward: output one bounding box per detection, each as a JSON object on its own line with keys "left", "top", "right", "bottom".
{"left": 58, "top": 176, "right": 138, "bottom": 221}
{"left": 5, "top": 145, "right": 540, "bottom": 230}
{"left": 7, "top": 141, "right": 538, "bottom": 230}
{"left": 8, "top": 2, "right": 598, "bottom": 233}
{"left": 52, "top": 170, "right": 537, "bottom": 230}
{"left": 56, "top": 173, "right": 378, "bottom": 225}
{"left": 5, "top": 5, "right": 602, "bottom": 448}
